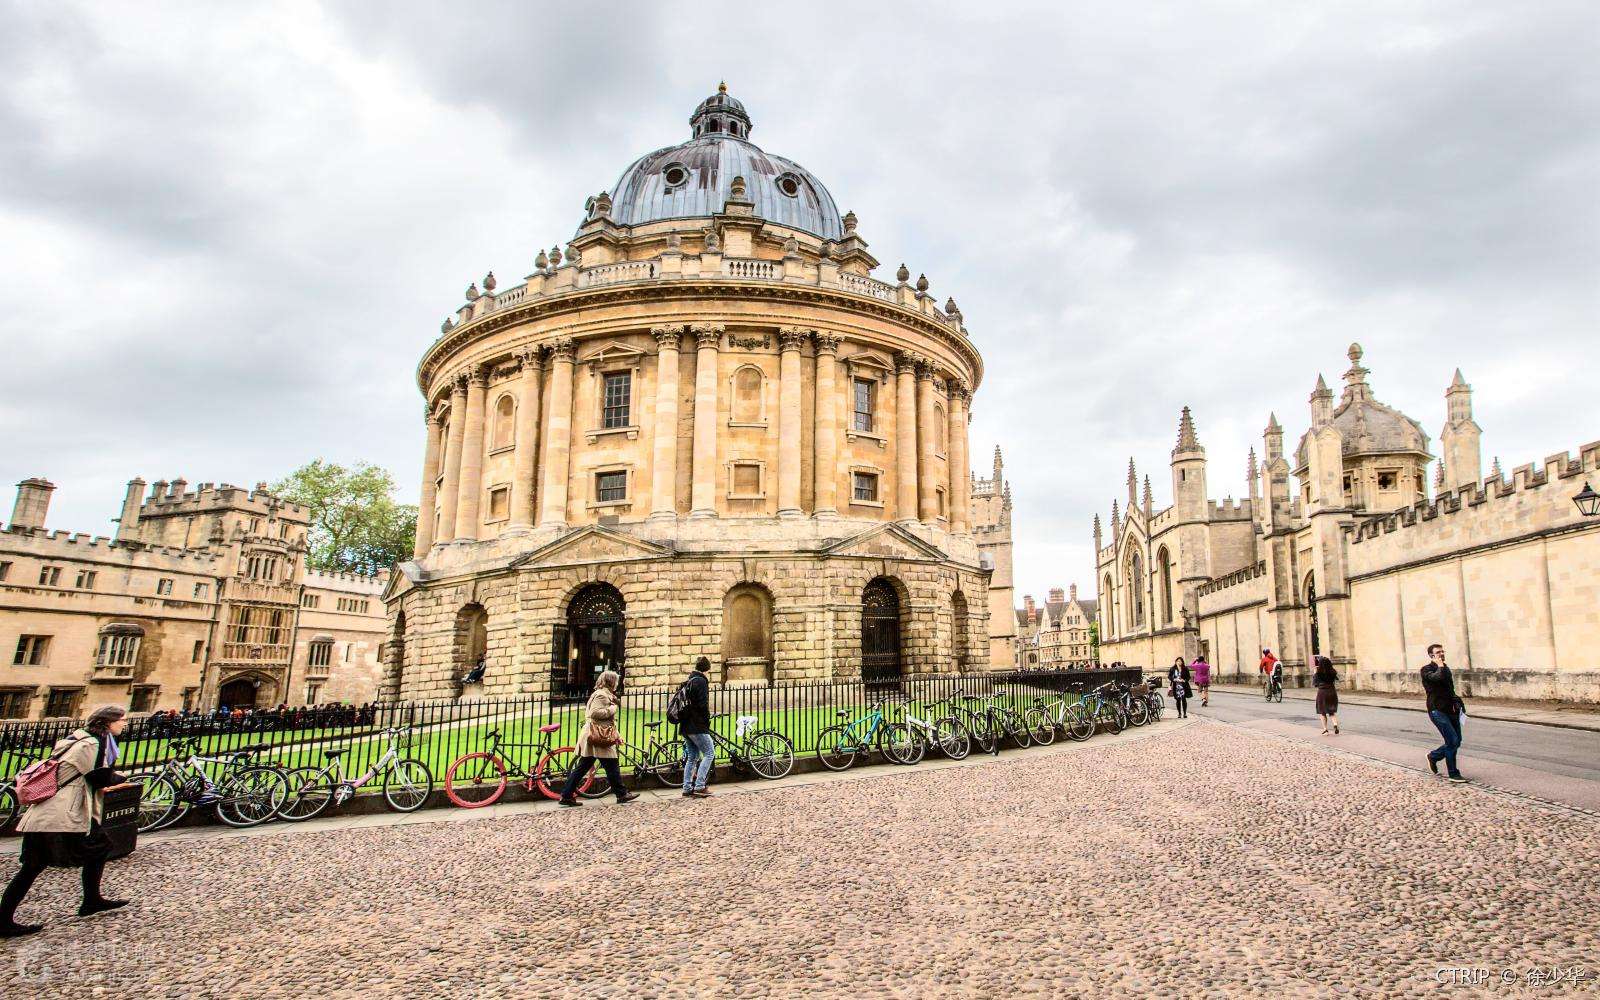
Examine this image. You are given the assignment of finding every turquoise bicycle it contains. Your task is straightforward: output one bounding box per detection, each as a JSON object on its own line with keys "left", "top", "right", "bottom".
{"left": 815, "top": 702, "right": 917, "bottom": 771}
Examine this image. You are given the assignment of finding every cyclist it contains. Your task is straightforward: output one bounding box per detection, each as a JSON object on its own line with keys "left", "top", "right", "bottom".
{"left": 1267, "top": 656, "right": 1284, "bottom": 700}
{"left": 1259, "top": 648, "right": 1279, "bottom": 694}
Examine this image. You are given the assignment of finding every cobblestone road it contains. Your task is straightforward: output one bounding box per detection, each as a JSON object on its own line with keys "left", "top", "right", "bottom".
{"left": 8, "top": 721, "right": 1598, "bottom": 998}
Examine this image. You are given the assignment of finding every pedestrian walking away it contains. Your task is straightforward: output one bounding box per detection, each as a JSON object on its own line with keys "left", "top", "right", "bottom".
{"left": 677, "top": 656, "right": 715, "bottom": 798}
{"left": 558, "top": 671, "right": 639, "bottom": 807}
{"left": 1190, "top": 654, "right": 1212, "bottom": 707}
{"left": 1420, "top": 643, "right": 1468, "bottom": 782}
{"left": 2, "top": 705, "right": 135, "bottom": 938}
{"left": 1312, "top": 654, "right": 1340, "bottom": 735}
{"left": 1167, "top": 657, "right": 1192, "bottom": 719}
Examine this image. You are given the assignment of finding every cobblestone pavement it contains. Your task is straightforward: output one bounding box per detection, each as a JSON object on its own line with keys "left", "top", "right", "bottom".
{"left": 7, "top": 721, "right": 1599, "bottom": 999}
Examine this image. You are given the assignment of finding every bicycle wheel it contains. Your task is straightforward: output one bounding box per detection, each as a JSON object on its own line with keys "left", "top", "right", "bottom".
{"left": 967, "top": 713, "right": 998, "bottom": 754}
{"left": 443, "top": 752, "right": 507, "bottom": 808}
{"left": 1272, "top": 685, "right": 1284, "bottom": 703}
{"left": 1024, "top": 707, "right": 1057, "bottom": 745}
{"left": 534, "top": 746, "right": 590, "bottom": 801}
{"left": 880, "top": 722, "right": 923, "bottom": 765}
{"left": 277, "top": 766, "right": 335, "bottom": 821}
{"left": 1148, "top": 693, "right": 1165, "bottom": 720}
{"left": 815, "top": 725, "right": 859, "bottom": 771}
{"left": 649, "top": 742, "right": 685, "bottom": 788}
{"left": 744, "top": 730, "right": 796, "bottom": 779}
{"left": 934, "top": 716, "right": 970, "bottom": 759}
{"left": 0, "top": 783, "right": 16, "bottom": 830}
{"left": 216, "top": 766, "right": 287, "bottom": 828}
{"left": 128, "top": 772, "right": 179, "bottom": 833}
{"left": 1003, "top": 711, "right": 1033, "bottom": 749}
{"left": 383, "top": 758, "right": 433, "bottom": 812}
{"left": 1099, "top": 704, "right": 1125, "bottom": 735}
{"left": 1127, "top": 698, "right": 1150, "bottom": 727}
{"left": 1064, "top": 704, "right": 1095, "bottom": 742}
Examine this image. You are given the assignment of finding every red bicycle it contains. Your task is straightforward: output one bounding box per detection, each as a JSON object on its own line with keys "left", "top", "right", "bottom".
{"left": 443, "top": 724, "right": 588, "bottom": 807}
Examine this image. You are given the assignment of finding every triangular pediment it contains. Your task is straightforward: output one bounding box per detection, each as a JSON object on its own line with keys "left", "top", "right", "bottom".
{"left": 579, "top": 341, "right": 647, "bottom": 369}
{"left": 822, "top": 522, "right": 949, "bottom": 561}
{"left": 382, "top": 562, "right": 421, "bottom": 602}
{"left": 842, "top": 350, "right": 895, "bottom": 382}
{"left": 510, "top": 524, "right": 672, "bottom": 569}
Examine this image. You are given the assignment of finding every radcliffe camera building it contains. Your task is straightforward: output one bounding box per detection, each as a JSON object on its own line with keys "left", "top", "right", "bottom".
{"left": 385, "top": 87, "right": 1002, "bottom": 700}
{"left": 1096, "top": 344, "right": 1600, "bottom": 701}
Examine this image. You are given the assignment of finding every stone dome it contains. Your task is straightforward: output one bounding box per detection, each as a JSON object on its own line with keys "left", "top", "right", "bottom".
{"left": 598, "top": 85, "right": 845, "bottom": 241}
{"left": 1295, "top": 344, "right": 1430, "bottom": 469}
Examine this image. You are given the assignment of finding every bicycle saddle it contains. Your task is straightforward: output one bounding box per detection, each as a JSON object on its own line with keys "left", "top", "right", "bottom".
{"left": 836, "top": 709, "right": 850, "bottom": 719}
{"left": 323, "top": 748, "right": 346, "bottom": 760}
{"left": 538, "top": 723, "right": 561, "bottom": 734}
{"left": 643, "top": 721, "right": 661, "bottom": 729}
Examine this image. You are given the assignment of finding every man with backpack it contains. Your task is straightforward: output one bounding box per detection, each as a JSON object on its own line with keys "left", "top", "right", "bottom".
{"left": 670, "top": 656, "right": 714, "bottom": 798}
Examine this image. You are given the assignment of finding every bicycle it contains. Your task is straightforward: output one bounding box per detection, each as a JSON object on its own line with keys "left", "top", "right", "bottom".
{"left": 443, "top": 723, "right": 585, "bottom": 807}
{"left": 888, "top": 698, "right": 971, "bottom": 763}
{"left": 127, "top": 738, "right": 289, "bottom": 832}
{"left": 579, "top": 720, "right": 692, "bottom": 798}
{"left": 816, "top": 702, "right": 916, "bottom": 771}
{"left": 0, "top": 779, "right": 16, "bottom": 830}
{"left": 701, "top": 713, "right": 796, "bottom": 780}
{"left": 1036, "top": 692, "right": 1096, "bottom": 743}
{"left": 965, "top": 694, "right": 1032, "bottom": 750}
{"left": 1020, "top": 697, "right": 1059, "bottom": 745}
{"left": 1116, "top": 682, "right": 1151, "bottom": 727}
{"left": 276, "top": 727, "right": 433, "bottom": 821}
{"left": 1265, "top": 674, "right": 1284, "bottom": 703}
{"left": 934, "top": 693, "right": 999, "bottom": 754}
{"left": 1144, "top": 680, "right": 1166, "bottom": 721}
{"left": 1078, "top": 684, "right": 1127, "bottom": 736}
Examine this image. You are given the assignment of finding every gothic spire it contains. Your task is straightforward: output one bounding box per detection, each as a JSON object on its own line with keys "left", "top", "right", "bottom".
{"left": 1247, "top": 447, "right": 1258, "bottom": 481}
{"left": 1127, "top": 457, "right": 1138, "bottom": 505}
{"left": 1175, "top": 406, "right": 1201, "bottom": 452}
{"left": 1142, "top": 475, "right": 1153, "bottom": 511}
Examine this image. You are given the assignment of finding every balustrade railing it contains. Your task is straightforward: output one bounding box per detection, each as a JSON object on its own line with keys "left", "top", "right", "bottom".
{"left": 723, "top": 258, "right": 781, "bottom": 280}
{"left": 839, "top": 271, "right": 898, "bottom": 302}
{"left": 579, "top": 260, "right": 658, "bottom": 287}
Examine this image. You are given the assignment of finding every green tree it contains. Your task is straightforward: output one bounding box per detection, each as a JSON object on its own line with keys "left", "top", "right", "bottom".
{"left": 271, "top": 460, "right": 416, "bottom": 575}
{"left": 1089, "top": 621, "right": 1099, "bottom": 656}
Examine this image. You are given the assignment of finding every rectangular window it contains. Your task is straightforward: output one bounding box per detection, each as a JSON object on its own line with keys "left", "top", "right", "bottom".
{"left": 38, "top": 566, "right": 61, "bottom": 587}
{"left": 301, "top": 592, "right": 320, "bottom": 609}
{"left": 937, "top": 488, "right": 947, "bottom": 517}
{"left": 156, "top": 578, "right": 174, "bottom": 596}
{"left": 0, "top": 561, "right": 10, "bottom": 582}
{"left": 0, "top": 689, "right": 31, "bottom": 719}
{"left": 488, "top": 486, "right": 510, "bottom": 521}
{"left": 732, "top": 463, "right": 762, "bottom": 496}
{"left": 344, "top": 644, "right": 352, "bottom": 662}
{"left": 1377, "top": 470, "right": 1399, "bottom": 491}
{"left": 853, "top": 379, "right": 875, "bottom": 432}
{"left": 130, "top": 686, "right": 158, "bottom": 713}
{"left": 13, "top": 635, "right": 49, "bottom": 666}
{"left": 97, "top": 634, "right": 141, "bottom": 667}
{"left": 852, "top": 472, "right": 879, "bottom": 502}
{"left": 193, "top": 582, "right": 209, "bottom": 599}
{"left": 192, "top": 639, "right": 205, "bottom": 663}
{"left": 44, "top": 688, "right": 82, "bottom": 719}
{"left": 308, "top": 642, "right": 333, "bottom": 667}
{"left": 596, "top": 471, "right": 627, "bottom": 503}
{"left": 248, "top": 517, "right": 262, "bottom": 534}
{"left": 305, "top": 683, "right": 322, "bottom": 705}
{"left": 74, "top": 569, "right": 96, "bottom": 589}
{"left": 602, "top": 371, "right": 632, "bottom": 428}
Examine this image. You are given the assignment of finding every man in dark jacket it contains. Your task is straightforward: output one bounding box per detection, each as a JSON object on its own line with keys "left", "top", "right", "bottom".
{"left": 1421, "top": 643, "right": 1467, "bottom": 782}
{"left": 679, "top": 657, "right": 714, "bottom": 798}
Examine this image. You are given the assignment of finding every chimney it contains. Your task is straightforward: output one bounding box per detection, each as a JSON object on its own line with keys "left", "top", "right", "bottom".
{"left": 116, "top": 478, "right": 146, "bottom": 542}
{"left": 1070, "top": 583, "right": 1078, "bottom": 602}
{"left": 11, "top": 478, "right": 56, "bottom": 531}
{"left": 170, "top": 477, "right": 188, "bottom": 498}
{"left": 1048, "top": 587, "right": 1065, "bottom": 604}
{"left": 1023, "top": 594, "right": 1035, "bottom": 616}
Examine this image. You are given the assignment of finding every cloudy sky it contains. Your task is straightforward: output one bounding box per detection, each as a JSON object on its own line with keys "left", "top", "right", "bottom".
{"left": 2, "top": 1, "right": 1595, "bottom": 601}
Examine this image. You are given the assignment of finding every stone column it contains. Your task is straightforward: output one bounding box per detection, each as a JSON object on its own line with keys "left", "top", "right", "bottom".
{"left": 776, "top": 327, "right": 807, "bottom": 518}
{"left": 916, "top": 361, "right": 940, "bottom": 523}
{"left": 539, "top": 337, "right": 576, "bottom": 529}
{"left": 413, "top": 404, "right": 444, "bottom": 556}
{"left": 689, "top": 324, "right": 723, "bottom": 518}
{"left": 812, "top": 333, "right": 843, "bottom": 518}
{"left": 436, "top": 373, "right": 468, "bottom": 543}
{"left": 649, "top": 326, "right": 683, "bottom": 520}
{"left": 894, "top": 352, "right": 921, "bottom": 522}
{"left": 453, "top": 363, "right": 489, "bottom": 541}
{"left": 509, "top": 347, "right": 544, "bottom": 530}
{"left": 949, "top": 379, "right": 970, "bottom": 534}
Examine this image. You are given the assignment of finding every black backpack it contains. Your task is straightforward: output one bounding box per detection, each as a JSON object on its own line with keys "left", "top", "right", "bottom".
{"left": 666, "top": 678, "right": 693, "bottom": 724}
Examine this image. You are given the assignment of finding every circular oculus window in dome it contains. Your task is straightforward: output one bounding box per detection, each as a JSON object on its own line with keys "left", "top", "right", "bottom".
{"left": 775, "top": 172, "right": 803, "bottom": 198}
{"left": 662, "top": 163, "right": 689, "bottom": 189}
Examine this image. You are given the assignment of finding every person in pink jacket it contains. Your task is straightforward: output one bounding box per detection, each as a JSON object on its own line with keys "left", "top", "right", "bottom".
{"left": 1190, "top": 656, "right": 1212, "bottom": 707}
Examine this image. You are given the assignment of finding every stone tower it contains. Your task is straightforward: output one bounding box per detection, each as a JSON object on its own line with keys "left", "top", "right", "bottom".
{"left": 1169, "top": 407, "right": 1210, "bottom": 657}
{"left": 1440, "top": 368, "right": 1482, "bottom": 492}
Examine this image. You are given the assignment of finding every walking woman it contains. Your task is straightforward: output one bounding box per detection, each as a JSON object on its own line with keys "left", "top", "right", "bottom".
{"left": 2, "top": 705, "right": 133, "bottom": 937}
{"left": 1313, "top": 654, "right": 1340, "bottom": 735}
{"left": 1167, "top": 657, "right": 1192, "bottom": 719}
{"left": 558, "top": 671, "right": 639, "bottom": 807}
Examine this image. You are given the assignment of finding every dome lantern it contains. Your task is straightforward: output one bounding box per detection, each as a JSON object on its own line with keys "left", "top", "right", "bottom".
{"left": 690, "top": 81, "right": 753, "bottom": 140}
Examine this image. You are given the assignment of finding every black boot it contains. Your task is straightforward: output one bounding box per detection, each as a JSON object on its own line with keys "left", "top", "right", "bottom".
{"left": 1, "top": 920, "right": 44, "bottom": 937}
{"left": 77, "top": 898, "right": 129, "bottom": 918}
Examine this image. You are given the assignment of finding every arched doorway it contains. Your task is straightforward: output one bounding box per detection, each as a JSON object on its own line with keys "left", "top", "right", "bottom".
{"left": 555, "top": 583, "right": 625, "bottom": 702}
{"left": 1305, "top": 573, "right": 1321, "bottom": 658}
{"left": 455, "top": 603, "right": 488, "bottom": 689}
{"left": 383, "top": 611, "right": 407, "bottom": 701}
{"left": 861, "top": 578, "right": 902, "bottom": 690}
{"left": 218, "top": 676, "right": 259, "bottom": 711}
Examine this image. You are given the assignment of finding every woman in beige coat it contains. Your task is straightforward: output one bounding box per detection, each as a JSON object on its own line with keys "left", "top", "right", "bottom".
{"left": 3, "top": 705, "right": 133, "bottom": 937}
{"left": 558, "top": 671, "right": 638, "bottom": 807}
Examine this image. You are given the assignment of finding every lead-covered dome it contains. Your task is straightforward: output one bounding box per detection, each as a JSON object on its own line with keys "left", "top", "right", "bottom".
{"left": 1294, "top": 344, "right": 1430, "bottom": 468}
{"left": 598, "top": 84, "right": 845, "bottom": 241}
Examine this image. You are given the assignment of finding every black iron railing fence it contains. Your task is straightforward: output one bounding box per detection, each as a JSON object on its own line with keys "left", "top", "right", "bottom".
{"left": 0, "top": 668, "right": 1144, "bottom": 784}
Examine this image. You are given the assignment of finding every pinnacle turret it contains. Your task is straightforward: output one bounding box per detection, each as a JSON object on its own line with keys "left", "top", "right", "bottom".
{"left": 1174, "top": 406, "right": 1202, "bottom": 454}
{"left": 1142, "top": 475, "right": 1153, "bottom": 512}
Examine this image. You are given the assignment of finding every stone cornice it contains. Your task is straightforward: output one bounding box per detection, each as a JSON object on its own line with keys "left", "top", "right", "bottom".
{"left": 417, "top": 278, "right": 984, "bottom": 395}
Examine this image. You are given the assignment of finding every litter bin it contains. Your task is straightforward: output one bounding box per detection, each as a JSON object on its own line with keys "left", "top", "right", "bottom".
{"left": 101, "top": 784, "right": 142, "bottom": 861}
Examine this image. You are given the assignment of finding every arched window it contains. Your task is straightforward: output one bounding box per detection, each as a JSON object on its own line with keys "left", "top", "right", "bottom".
{"left": 456, "top": 603, "right": 488, "bottom": 691}
{"left": 1128, "top": 552, "right": 1145, "bottom": 628}
{"left": 731, "top": 365, "right": 764, "bottom": 424}
{"left": 722, "top": 583, "right": 773, "bottom": 681}
{"left": 934, "top": 404, "right": 947, "bottom": 454}
{"left": 492, "top": 395, "right": 516, "bottom": 450}
{"left": 1102, "top": 574, "right": 1115, "bottom": 638}
{"left": 1157, "top": 546, "right": 1173, "bottom": 625}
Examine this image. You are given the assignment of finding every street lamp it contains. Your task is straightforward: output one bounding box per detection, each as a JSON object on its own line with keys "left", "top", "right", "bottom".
{"left": 1574, "top": 481, "right": 1600, "bottom": 518}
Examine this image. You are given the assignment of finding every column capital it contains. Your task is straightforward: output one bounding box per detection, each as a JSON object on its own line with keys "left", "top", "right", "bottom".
{"left": 545, "top": 336, "right": 575, "bottom": 361}
{"left": 515, "top": 345, "right": 545, "bottom": 371}
{"left": 451, "top": 370, "right": 470, "bottom": 395}
{"left": 651, "top": 325, "right": 684, "bottom": 349}
{"left": 895, "top": 351, "right": 924, "bottom": 375}
{"left": 915, "top": 358, "right": 939, "bottom": 381}
{"left": 948, "top": 377, "right": 971, "bottom": 401}
{"left": 691, "top": 323, "right": 724, "bottom": 349}
{"left": 466, "top": 363, "right": 490, "bottom": 387}
{"left": 777, "top": 327, "right": 810, "bottom": 352}
{"left": 813, "top": 332, "right": 844, "bottom": 356}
